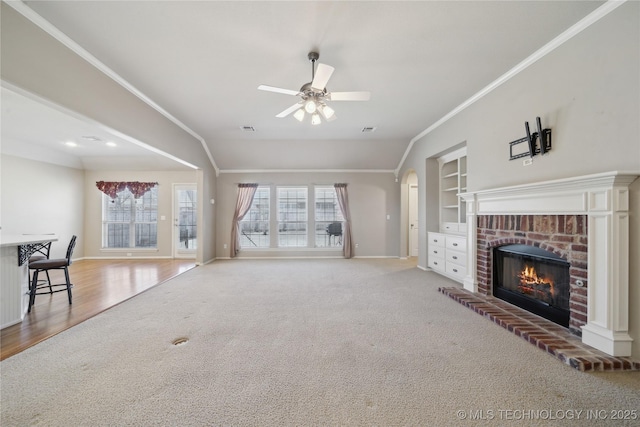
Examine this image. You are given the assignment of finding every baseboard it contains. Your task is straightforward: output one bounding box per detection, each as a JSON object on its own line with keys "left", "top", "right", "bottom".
{"left": 82, "top": 256, "right": 174, "bottom": 260}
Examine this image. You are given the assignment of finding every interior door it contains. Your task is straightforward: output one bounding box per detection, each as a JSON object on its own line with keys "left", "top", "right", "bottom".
{"left": 409, "top": 184, "right": 419, "bottom": 257}
{"left": 173, "top": 184, "right": 197, "bottom": 259}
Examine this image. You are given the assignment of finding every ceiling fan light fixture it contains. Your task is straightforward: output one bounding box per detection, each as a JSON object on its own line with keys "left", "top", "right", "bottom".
{"left": 319, "top": 104, "right": 335, "bottom": 121}
{"left": 259, "top": 51, "right": 370, "bottom": 125}
{"left": 304, "top": 99, "right": 317, "bottom": 114}
{"left": 293, "top": 108, "right": 305, "bottom": 122}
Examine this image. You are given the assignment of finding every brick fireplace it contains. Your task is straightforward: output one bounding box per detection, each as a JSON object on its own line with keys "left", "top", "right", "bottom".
{"left": 476, "top": 214, "right": 587, "bottom": 335}
{"left": 459, "top": 171, "right": 638, "bottom": 357}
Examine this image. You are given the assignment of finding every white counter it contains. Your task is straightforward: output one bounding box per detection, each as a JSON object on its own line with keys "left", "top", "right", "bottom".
{"left": 1, "top": 234, "right": 58, "bottom": 247}
{"left": 1, "top": 234, "right": 58, "bottom": 328}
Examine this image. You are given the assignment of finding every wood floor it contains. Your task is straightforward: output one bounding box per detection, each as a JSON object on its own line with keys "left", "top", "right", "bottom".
{"left": 0, "top": 259, "right": 196, "bottom": 361}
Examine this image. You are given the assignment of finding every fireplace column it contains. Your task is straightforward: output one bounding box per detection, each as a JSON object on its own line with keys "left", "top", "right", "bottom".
{"left": 461, "top": 192, "right": 477, "bottom": 293}
{"left": 581, "top": 179, "right": 634, "bottom": 356}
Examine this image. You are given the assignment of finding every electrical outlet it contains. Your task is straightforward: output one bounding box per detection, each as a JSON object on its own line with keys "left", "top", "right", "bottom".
{"left": 223, "top": 244, "right": 227, "bottom": 249}
{"left": 127, "top": 253, "right": 132, "bottom": 257}
{"left": 523, "top": 158, "right": 533, "bottom": 166}
{"left": 355, "top": 243, "right": 359, "bottom": 248}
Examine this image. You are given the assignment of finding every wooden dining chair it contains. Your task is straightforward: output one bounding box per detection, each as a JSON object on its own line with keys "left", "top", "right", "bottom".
{"left": 28, "top": 235, "right": 77, "bottom": 313}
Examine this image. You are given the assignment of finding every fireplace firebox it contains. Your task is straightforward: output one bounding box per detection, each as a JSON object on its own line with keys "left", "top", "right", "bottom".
{"left": 493, "top": 244, "right": 570, "bottom": 327}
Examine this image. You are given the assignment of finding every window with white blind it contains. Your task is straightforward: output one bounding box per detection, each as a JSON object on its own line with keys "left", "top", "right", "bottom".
{"left": 277, "top": 187, "right": 308, "bottom": 247}
{"left": 315, "top": 186, "right": 344, "bottom": 248}
{"left": 239, "top": 186, "right": 270, "bottom": 248}
{"left": 102, "top": 188, "right": 158, "bottom": 248}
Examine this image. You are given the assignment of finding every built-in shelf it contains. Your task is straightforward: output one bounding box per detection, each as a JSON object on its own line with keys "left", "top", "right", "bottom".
{"left": 437, "top": 147, "right": 467, "bottom": 234}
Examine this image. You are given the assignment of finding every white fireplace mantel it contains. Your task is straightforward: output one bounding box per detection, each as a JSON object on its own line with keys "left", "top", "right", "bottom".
{"left": 459, "top": 171, "right": 639, "bottom": 357}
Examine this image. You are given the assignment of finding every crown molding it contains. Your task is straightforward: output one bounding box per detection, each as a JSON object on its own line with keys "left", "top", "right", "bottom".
{"left": 395, "top": 0, "right": 628, "bottom": 175}
{"left": 4, "top": 0, "right": 219, "bottom": 176}
{"left": 219, "top": 169, "right": 396, "bottom": 174}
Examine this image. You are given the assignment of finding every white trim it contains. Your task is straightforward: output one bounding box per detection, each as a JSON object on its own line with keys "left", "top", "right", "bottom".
{"left": 5, "top": 1, "right": 218, "bottom": 175}
{"left": 84, "top": 256, "right": 173, "bottom": 260}
{"left": 395, "top": 0, "right": 628, "bottom": 175}
{"left": 234, "top": 256, "right": 347, "bottom": 260}
{"left": 220, "top": 169, "right": 396, "bottom": 174}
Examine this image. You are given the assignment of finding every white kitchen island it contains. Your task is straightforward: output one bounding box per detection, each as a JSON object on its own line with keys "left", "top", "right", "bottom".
{"left": 1, "top": 234, "right": 58, "bottom": 328}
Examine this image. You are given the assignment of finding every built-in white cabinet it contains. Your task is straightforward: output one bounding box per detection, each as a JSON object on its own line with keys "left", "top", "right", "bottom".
{"left": 438, "top": 147, "right": 467, "bottom": 234}
{"left": 428, "top": 147, "right": 468, "bottom": 283}
{"left": 428, "top": 232, "right": 466, "bottom": 283}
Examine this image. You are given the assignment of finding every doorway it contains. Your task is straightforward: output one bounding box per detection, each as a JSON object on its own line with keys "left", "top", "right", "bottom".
{"left": 409, "top": 184, "right": 419, "bottom": 257}
{"left": 173, "top": 184, "right": 197, "bottom": 259}
{"left": 402, "top": 170, "right": 419, "bottom": 258}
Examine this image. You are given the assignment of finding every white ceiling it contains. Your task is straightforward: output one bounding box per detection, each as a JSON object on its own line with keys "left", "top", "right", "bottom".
{"left": 4, "top": 1, "right": 604, "bottom": 171}
{"left": 1, "top": 86, "right": 197, "bottom": 170}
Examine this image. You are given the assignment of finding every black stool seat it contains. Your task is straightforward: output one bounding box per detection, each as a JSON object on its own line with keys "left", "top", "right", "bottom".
{"left": 28, "top": 235, "right": 76, "bottom": 313}
{"left": 29, "top": 258, "right": 69, "bottom": 269}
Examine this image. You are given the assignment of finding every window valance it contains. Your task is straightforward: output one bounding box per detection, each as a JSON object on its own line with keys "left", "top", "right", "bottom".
{"left": 96, "top": 181, "right": 158, "bottom": 199}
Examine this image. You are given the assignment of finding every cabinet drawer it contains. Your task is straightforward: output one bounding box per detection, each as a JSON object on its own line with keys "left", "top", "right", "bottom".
{"left": 441, "top": 222, "right": 459, "bottom": 233}
{"left": 428, "top": 247, "right": 444, "bottom": 258}
{"left": 428, "top": 256, "right": 445, "bottom": 272}
{"left": 446, "top": 263, "right": 466, "bottom": 279}
{"left": 446, "top": 236, "right": 466, "bottom": 251}
{"left": 446, "top": 249, "right": 466, "bottom": 266}
{"left": 428, "top": 232, "right": 445, "bottom": 248}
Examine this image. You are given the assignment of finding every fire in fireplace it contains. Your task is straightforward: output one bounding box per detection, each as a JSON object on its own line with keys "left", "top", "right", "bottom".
{"left": 493, "top": 244, "right": 570, "bottom": 327}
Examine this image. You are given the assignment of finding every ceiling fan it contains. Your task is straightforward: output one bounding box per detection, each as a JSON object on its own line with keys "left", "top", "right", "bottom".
{"left": 258, "top": 52, "right": 371, "bottom": 125}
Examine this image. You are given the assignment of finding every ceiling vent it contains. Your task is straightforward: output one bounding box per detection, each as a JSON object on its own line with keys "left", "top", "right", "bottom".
{"left": 240, "top": 126, "right": 256, "bottom": 132}
{"left": 361, "top": 126, "right": 377, "bottom": 133}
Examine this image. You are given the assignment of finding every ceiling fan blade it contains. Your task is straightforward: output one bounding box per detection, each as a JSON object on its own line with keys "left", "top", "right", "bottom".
{"left": 329, "top": 91, "right": 371, "bottom": 101}
{"left": 276, "top": 102, "right": 303, "bottom": 118}
{"left": 311, "top": 63, "right": 335, "bottom": 90}
{"left": 258, "top": 85, "right": 300, "bottom": 96}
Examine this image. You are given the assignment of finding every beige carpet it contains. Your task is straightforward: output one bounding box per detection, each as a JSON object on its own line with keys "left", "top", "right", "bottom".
{"left": 1, "top": 258, "right": 639, "bottom": 426}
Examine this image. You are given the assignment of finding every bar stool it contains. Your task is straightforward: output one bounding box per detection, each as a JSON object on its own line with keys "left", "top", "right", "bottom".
{"left": 28, "top": 235, "right": 76, "bottom": 313}
{"left": 28, "top": 241, "right": 52, "bottom": 291}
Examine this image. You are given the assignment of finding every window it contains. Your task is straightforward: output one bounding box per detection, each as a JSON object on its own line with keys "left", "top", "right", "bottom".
{"left": 277, "top": 187, "right": 307, "bottom": 247}
{"left": 239, "top": 186, "right": 270, "bottom": 248}
{"left": 315, "top": 186, "right": 344, "bottom": 248}
{"left": 102, "top": 188, "right": 158, "bottom": 248}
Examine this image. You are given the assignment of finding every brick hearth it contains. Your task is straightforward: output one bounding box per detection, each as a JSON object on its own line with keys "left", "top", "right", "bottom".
{"left": 476, "top": 214, "right": 587, "bottom": 335}
{"left": 439, "top": 287, "right": 640, "bottom": 371}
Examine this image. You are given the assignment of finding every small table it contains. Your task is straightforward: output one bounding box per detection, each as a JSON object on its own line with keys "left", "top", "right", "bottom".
{"left": 1, "top": 234, "right": 58, "bottom": 328}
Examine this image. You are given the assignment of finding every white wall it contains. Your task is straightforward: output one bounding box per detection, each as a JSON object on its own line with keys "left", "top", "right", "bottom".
{"left": 216, "top": 172, "right": 400, "bottom": 258}
{"left": 1, "top": 3, "right": 218, "bottom": 263}
{"left": 399, "top": 2, "right": 639, "bottom": 269}
{"left": 83, "top": 170, "right": 197, "bottom": 258}
{"left": 399, "top": 2, "right": 640, "bottom": 357}
{"left": 0, "top": 155, "right": 84, "bottom": 259}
